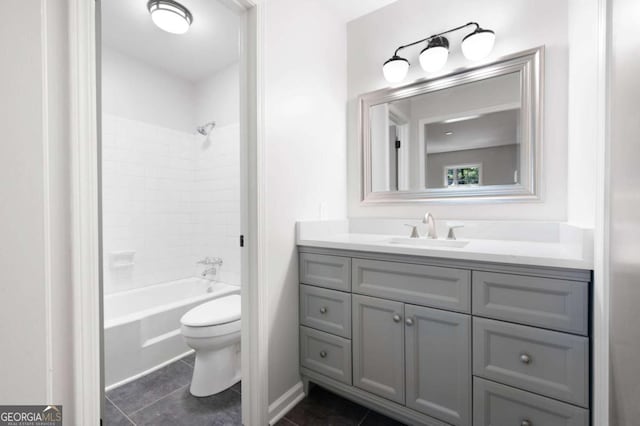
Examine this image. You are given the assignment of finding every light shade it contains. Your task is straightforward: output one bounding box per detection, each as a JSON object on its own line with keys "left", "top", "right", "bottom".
{"left": 461, "top": 28, "right": 495, "bottom": 61}
{"left": 383, "top": 56, "right": 410, "bottom": 83}
{"left": 147, "top": 0, "right": 193, "bottom": 35}
{"left": 419, "top": 36, "right": 449, "bottom": 73}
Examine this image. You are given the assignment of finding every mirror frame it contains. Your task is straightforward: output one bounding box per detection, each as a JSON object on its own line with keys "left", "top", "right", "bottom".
{"left": 360, "top": 46, "right": 544, "bottom": 204}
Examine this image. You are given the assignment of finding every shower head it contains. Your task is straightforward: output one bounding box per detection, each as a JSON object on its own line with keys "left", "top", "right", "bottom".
{"left": 196, "top": 121, "right": 216, "bottom": 136}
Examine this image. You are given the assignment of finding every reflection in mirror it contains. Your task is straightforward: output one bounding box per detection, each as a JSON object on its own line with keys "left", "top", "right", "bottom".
{"left": 361, "top": 47, "right": 542, "bottom": 203}
{"left": 425, "top": 107, "right": 520, "bottom": 189}
{"left": 371, "top": 72, "right": 521, "bottom": 192}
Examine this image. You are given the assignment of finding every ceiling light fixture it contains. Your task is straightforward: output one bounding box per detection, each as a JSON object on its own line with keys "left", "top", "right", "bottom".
{"left": 383, "top": 22, "right": 495, "bottom": 83}
{"left": 147, "top": 0, "right": 193, "bottom": 35}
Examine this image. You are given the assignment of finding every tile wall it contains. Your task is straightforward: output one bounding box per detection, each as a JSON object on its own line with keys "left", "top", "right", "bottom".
{"left": 102, "top": 115, "right": 240, "bottom": 294}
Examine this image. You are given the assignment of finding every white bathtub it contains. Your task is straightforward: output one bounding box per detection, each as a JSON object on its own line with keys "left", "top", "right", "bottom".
{"left": 104, "top": 277, "right": 240, "bottom": 390}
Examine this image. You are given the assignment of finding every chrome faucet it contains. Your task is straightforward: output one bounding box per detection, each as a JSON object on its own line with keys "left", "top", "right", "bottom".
{"left": 201, "top": 267, "right": 219, "bottom": 278}
{"left": 198, "top": 257, "right": 223, "bottom": 279}
{"left": 423, "top": 212, "right": 437, "bottom": 239}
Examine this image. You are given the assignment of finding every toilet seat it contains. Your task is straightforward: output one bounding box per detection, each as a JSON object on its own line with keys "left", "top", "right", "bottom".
{"left": 181, "top": 294, "right": 241, "bottom": 327}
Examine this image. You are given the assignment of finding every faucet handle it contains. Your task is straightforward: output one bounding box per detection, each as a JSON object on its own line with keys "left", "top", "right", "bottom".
{"left": 404, "top": 224, "right": 420, "bottom": 238}
{"left": 446, "top": 222, "right": 464, "bottom": 240}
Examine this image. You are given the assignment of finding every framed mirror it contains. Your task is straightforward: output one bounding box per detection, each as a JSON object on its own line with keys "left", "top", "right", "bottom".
{"left": 360, "top": 47, "right": 543, "bottom": 203}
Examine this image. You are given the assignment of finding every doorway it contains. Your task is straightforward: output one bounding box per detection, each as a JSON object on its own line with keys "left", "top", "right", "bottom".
{"left": 96, "top": 0, "right": 256, "bottom": 424}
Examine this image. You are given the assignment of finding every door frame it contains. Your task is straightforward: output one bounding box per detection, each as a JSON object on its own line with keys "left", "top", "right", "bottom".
{"left": 68, "top": 0, "right": 269, "bottom": 424}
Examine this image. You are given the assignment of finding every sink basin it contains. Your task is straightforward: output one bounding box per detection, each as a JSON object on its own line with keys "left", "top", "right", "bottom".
{"left": 387, "top": 237, "right": 470, "bottom": 248}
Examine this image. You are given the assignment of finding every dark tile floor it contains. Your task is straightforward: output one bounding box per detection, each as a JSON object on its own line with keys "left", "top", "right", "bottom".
{"left": 275, "top": 386, "right": 406, "bottom": 426}
{"left": 105, "top": 354, "right": 404, "bottom": 426}
{"left": 104, "top": 354, "right": 241, "bottom": 426}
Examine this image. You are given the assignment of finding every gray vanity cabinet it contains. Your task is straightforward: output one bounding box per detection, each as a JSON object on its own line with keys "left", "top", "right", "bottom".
{"left": 352, "top": 294, "right": 405, "bottom": 404}
{"left": 405, "top": 304, "right": 471, "bottom": 426}
{"left": 298, "top": 249, "right": 592, "bottom": 426}
{"left": 352, "top": 296, "right": 471, "bottom": 425}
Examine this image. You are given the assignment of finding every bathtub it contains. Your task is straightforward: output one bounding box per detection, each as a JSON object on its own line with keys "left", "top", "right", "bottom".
{"left": 104, "top": 277, "right": 240, "bottom": 390}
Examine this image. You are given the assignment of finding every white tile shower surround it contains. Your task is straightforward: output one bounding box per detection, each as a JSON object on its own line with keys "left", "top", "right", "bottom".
{"left": 102, "top": 115, "right": 241, "bottom": 294}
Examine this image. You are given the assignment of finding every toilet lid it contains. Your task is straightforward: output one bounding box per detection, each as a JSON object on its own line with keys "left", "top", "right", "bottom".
{"left": 180, "top": 295, "right": 241, "bottom": 327}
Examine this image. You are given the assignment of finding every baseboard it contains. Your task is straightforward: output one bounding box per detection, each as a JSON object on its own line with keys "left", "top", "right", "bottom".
{"left": 268, "top": 381, "right": 305, "bottom": 425}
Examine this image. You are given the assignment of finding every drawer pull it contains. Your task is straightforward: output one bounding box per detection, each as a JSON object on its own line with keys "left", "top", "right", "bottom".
{"left": 319, "top": 350, "right": 327, "bottom": 358}
{"left": 520, "top": 353, "right": 532, "bottom": 364}
{"left": 319, "top": 306, "right": 328, "bottom": 314}
{"left": 405, "top": 317, "right": 414, "bottom": 326}
{"left": 393, "top": 314, "right": 402, "bottom": 323}
{"left": 521, "top": 420, "right": 532, "bottom": 426}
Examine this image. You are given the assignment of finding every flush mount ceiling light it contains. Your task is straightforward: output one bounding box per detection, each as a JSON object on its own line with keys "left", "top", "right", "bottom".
{"left": 383, "top": 22, "right": 495, "bottom": 83}
{"left": 147, "top": 0, "right": 193, "bottom": 34}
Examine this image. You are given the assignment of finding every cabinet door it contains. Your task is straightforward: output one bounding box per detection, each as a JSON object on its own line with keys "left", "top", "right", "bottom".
{"left": 405, "top": 304, "right": 471, "bottom": 426}
{"left": 353, "top": 294, "right": 405, "bottom": 404}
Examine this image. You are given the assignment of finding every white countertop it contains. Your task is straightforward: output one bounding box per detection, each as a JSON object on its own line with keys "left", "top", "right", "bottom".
{"left": 296, "top": 220, "right": 594, "bottom": 270}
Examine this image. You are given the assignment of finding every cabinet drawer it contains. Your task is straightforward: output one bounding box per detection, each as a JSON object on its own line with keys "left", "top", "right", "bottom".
{"left": 300, "top": 326, "right": 352, "bottom": 385}
{"left": 352, "top": 258, "right": 471, "bottom": 313}
{"left": 473, "top": 378, "right": 589, "bottom": 426}
{"left": 300, "top": 285, "right": 351, "bottom": 338}
{"left": 473, "top": 318, "right": 589, "bottom": 407}
{"left": 299, "top": 253, "right": 351, "bottom": 291}
{"left": 472, "top": 271, "right": 589, "bottom": 335}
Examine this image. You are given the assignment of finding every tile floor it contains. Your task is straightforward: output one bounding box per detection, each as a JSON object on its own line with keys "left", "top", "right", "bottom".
{"left": 104, "top": 354, "right": 405, "bottom": 425}
{"left": 275, "top": 386, "right": 406, "bottom": 426}
{"left": 105, "top": 354, "right": 241, "bottom": 426}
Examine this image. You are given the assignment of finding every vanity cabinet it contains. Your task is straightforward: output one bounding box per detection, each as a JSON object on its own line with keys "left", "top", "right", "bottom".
{"left": 351, "top": 294, "right": 471, "bottom": 424}
{"left": 298, "top": 248, "right": 592, "bottom": 426}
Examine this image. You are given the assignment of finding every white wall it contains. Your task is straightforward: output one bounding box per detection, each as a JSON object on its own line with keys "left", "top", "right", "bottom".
{"left": 567, "top": 0, "right": 600, "bottom": 228}
{"left": 0, "top": 0, "right": 74, "bottom": 419}
{"left": 263, "top": 0, "right": 348, "bottom": 405}
{"left": 101, "top": 47, "right": 196, "bottom": 132}
{"left": 195, "top": 62, "right": 240, "bottom": 129}
{"left": 608, "top": 0, "right": 640, "bottom": 423}
{"left": 347, "top": 0, "right": 570, "bottom": 220}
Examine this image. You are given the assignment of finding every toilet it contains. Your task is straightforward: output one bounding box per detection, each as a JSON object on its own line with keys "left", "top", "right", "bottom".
{"left": 180, "top": 294, "right": 241, "bottom": 397}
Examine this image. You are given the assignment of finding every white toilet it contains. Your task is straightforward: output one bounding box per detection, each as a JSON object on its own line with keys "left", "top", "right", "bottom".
{"left": 180, "top": 294, "right": 241, "bottom": 397}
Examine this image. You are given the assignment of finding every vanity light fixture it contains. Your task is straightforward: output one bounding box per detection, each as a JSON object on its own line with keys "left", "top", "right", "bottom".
{"left": 382, "top": 22, "right": 495, "bottom": 83}
{"left": 382, "top": 56, "right": 410, "bottom": 83}
{"left": 147, "top": 0, "right": 193, "bottom": 34}
{"left": 419, "top": 36, "right": 450, "bottom": 73}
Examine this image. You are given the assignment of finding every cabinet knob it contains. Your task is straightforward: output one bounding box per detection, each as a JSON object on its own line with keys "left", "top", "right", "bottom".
{"left": 319, "top": 351, "right": 327, "bottom": 358}
{"left": 405, "top": 317, "right": 414, "bottom": 326}
{"left": 319, "top": 307, "right": 328, "bottom": 314}
{"left": 393, "top": 314, "right": 402, "bottom": 323}
{"left": 520, "top": 353, "right": 532, "bottom": 364}
{"left": 521, "top": 420, "right": 532, "bottom": 426}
